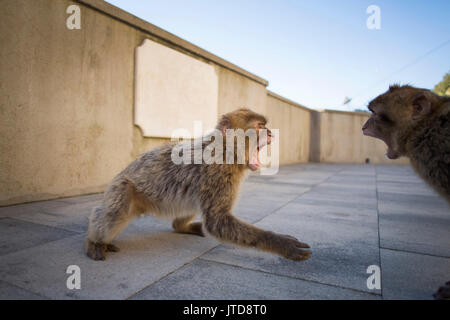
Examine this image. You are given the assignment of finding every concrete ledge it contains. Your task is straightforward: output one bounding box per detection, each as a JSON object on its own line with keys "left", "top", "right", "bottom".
{"left": 75, "top": 0, "right": 269, "bottom": 86}
{"left": 323, "top": 109, "right": 370, "bottom": 116}
{"left": 267, "top": 90, "right": 311, "bottom": 112}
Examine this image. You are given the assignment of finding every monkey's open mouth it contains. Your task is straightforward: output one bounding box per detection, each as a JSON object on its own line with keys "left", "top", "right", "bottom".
{"left": 248, "top": 146, "right": 261, "bottom": 171}
{"left": 363, "top": 129, "right": 399, "bottom": 160}
{"left": 380, "top": 139, "right": 400, "bottom": 160}
{"left": 386, "top": 146, "right": 400, "bottom": 160}
{"left": 248, "top": 136, "right": 271, "bottom": 171}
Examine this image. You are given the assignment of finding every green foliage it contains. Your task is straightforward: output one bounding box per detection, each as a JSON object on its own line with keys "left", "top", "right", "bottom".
{"left": 433, "top": 72, "right": 450, "bottom": 96}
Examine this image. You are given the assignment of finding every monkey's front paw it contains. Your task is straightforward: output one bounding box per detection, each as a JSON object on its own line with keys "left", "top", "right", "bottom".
{"left": 189, "top": 222, "right": 205, "bottom": 237}
{"left": 276, "top": 234, "right": 311, "bottom": 261}
{"left": 106, "top": 244, "right": 120, "bottom": 252}
{"left": 433, "top": 281, "right": 450, "bottom": 300}
{"left": 86, "top": 241, "right": 106, "bottom": 261}
{"left": 173, "top": 222, "right": 205, "bottom": 237}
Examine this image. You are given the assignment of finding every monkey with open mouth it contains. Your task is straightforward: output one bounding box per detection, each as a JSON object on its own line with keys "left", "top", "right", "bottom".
{"left": 86, "top": 108, "right": 311, "bottom": 262}
{"left": 363, "top": 85, "right": 450, "bottom": 300}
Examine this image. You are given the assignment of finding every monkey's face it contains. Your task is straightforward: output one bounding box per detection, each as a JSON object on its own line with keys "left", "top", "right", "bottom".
{"left": 363, "top": 85, "right": 437, "bottom": 159}
{"left": 217, "top": 108, "right": 272, "bottom": 171}
{"left": 363, "top": 93, "right": 401, "bottom": 159}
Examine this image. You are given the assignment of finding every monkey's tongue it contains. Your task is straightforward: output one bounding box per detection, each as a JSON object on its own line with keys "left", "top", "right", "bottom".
{"left": 248, "top": 149, "right": 260, "bottom": 171}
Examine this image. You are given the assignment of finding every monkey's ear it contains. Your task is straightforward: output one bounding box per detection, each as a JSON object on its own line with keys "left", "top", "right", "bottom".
{"left": 412, "top": 93, "right": 432, "bottom": 119}
{"left": 217, "top": 116, "right": 232, "bottom": 135}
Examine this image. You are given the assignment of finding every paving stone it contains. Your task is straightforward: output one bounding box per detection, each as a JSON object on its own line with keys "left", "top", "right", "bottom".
{"left": 340, "top": 167, "right": 376, "bottom": 176}
{"left": 378, "top": 192, "right": 449, "bottom": 211}
{"left": 235, "top": 192, "right": 304, "bottom": 223}
{"left": 297, "top": 192, "right": 378, "bottom": 210}
{"left": 247, "top": 177, "right": 314, "bottom": 189}
{"left": 375, "top": 165, "right": 422, "bottom": 184}
{"left": 326, "top": 175, "right": 375, "bottom": 186}
{"left": 0, "top": 199, "right": 71, "bottom": 217}
{"left": 377, "top": 175, "right": 423, "bottom": 185}
{"left": 377, "top": 181, "right": 438, "bottom": 196}
{"left": 0, "top": 218, "right": 77, "bottom": 256}
{"left": 380, "top": 249, "right": 450, "bottom": 299}
{"left": 8, "top": 200, "right": 102, "bottom": 233}
{"left": 271, "top": 173, "right": 335, "bottom": 186}
{"left": 0, "top": 163, "right": 447, "bottom": 300}
{"left": 379, "top": 203, "right": 450, "bottom": 257}
{"left": 132, "top": 259, "right": 379, "bottom": 300}
{"left": 320, "top": 182, "right": 376, "bottom": 191}
{"left": 306, "top": 185, "right": 377, "bottom": 200}
{"left": 202, "top": 201, "right": 381, "bottom": 294}
{"left": 0, "top": 219, "right": 219, "bottom": 299}
{"left": 0, "top": 280, "right": 46, "bottom": 300}
{"left": 376, "top": 165, "right": 415, "bottom": 174}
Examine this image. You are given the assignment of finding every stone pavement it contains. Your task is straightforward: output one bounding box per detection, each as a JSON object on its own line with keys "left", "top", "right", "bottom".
{"left": 0, "top": 164, "right": 449, "bottom": 300}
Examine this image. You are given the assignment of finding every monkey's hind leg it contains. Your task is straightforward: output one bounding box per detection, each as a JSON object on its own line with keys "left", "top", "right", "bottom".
{"left": 85, "top": 180, "right": 135, "bottom": 261}
{"left": 172, "top": 215, "right": 204, "bottom": 237}
{"left": 85, "top": 205, "right": 131, "bottom": 261}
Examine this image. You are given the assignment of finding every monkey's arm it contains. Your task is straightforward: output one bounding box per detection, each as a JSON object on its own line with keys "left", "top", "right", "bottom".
{"left": 202, "top": 212, "right": 311, "bottom": 261}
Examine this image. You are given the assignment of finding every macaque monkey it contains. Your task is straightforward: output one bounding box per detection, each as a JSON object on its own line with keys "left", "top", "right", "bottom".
{"left": 86, "top": 108, "right": 311, "bottom": 262}
{"left": 362, "top": 85, "right": 450, "bottom": 299}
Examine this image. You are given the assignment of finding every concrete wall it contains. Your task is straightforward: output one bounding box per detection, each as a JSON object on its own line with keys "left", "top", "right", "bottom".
{"left": 266, "top": 92, "right": 311, "bottom": 164}
{"left": 0, "top": 0, "right": 140, "bottom": 206}
{"left": 0, "top": 0, "right": 407, "bottom": 206}
{"left": 312, "top": 110, "right": 410, "bottom": 165}
{"left": 134, "top": 39, "right": 219, "bottom": 138}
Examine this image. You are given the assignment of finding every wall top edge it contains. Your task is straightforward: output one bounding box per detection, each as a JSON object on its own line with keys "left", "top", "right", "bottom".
{"left": 266, "top": 90, "right": 311, "bottom": 112}
{"left": 75, "top": 0, "right": 269, "bottom": 87}
{"left": 323, "top": 109, "right": 371, "bottom": 116}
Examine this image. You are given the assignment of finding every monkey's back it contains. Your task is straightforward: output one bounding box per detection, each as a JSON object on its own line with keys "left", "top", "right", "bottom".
{"left": 105, "top": 141, "right": 246, "bottom": 218}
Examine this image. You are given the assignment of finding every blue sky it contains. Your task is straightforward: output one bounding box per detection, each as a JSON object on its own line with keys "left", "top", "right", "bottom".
{"left": 107, "top": 0, "right": 450, "bottom": 111}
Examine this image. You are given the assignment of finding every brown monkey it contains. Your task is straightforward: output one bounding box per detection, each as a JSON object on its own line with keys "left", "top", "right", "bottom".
{"left": 362, "top": 85, "right": 450, "bottom": 299}
{"left": 86, "top": 108, "right": 311, "bottom": 262}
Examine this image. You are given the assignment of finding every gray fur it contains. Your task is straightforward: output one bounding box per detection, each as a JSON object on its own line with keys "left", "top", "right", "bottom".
{"left": 85, "top": 108, "right": 311, "bottom": 261}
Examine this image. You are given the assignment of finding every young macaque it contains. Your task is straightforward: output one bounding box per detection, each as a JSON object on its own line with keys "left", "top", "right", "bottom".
{"left": 86, "top": 108, "right": 311, "bottom": 262}
{"left": 363, "top": 85, "right": 450, "bottom": 299}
